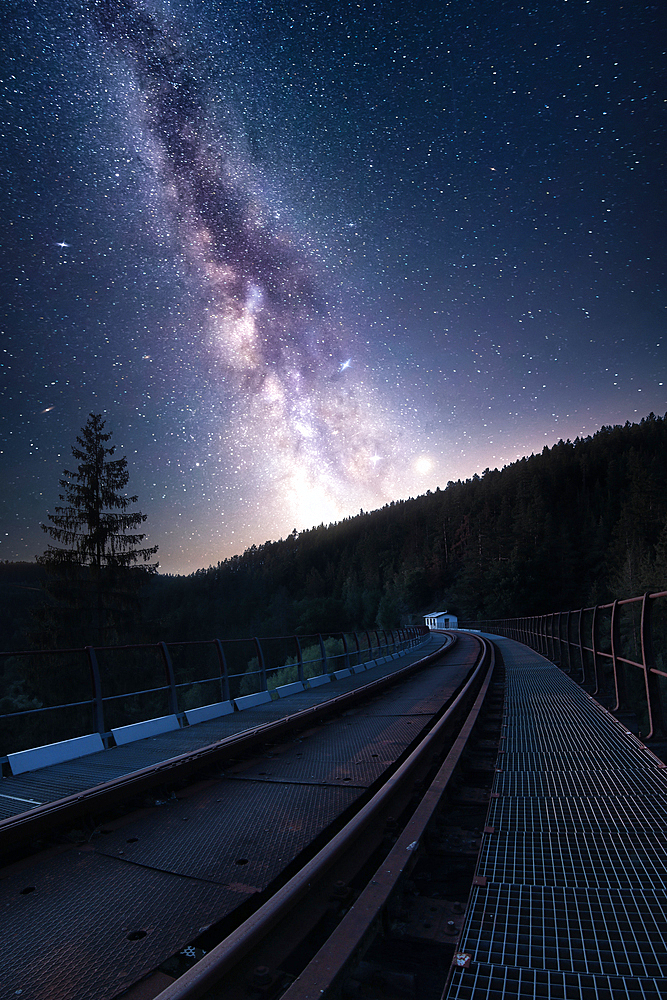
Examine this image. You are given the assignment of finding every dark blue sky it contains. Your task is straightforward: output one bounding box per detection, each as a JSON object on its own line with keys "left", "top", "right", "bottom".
{"left": 1, "top": 0, "right": 665, "bottom": 573}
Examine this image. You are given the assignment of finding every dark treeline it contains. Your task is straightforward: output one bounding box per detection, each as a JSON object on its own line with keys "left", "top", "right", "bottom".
{"left": 2, "top": 412, "right": 667, "bottom": 654}
{"left": 139, "top": 412, "right": 667, "bottom": 642}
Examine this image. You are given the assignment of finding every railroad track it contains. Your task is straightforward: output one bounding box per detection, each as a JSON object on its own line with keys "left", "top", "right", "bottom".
{"left": 1, "top": 632, "right": 501, "bottom": 1000}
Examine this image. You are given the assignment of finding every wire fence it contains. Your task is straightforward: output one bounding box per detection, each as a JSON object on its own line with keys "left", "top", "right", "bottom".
{"left": 0, "top": 626, "right": 428, "bottom": 756}
{"left": 462, "top": 590, "right": 667, "bottom": 739}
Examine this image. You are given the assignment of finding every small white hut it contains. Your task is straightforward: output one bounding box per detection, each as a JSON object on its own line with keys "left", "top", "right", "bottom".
{"left": 423, "top": 611, "right": 458, "bottom": 630}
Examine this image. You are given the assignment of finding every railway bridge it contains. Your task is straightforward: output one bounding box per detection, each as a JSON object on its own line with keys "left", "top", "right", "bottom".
{"left": 1, "top": 592, "right": 666, "bottom": 1000}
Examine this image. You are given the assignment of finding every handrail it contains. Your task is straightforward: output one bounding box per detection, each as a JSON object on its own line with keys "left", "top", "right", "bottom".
{"left": 0, "top": 626, "right": 429, "bottom": 757}
{"left": 463, "top": 589, "right": 667, "bottom": 739}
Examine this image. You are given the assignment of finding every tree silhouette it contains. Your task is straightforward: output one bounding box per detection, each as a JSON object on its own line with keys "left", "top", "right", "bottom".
{"left": 37, "top": 413, "right": 158, "bottom": 644}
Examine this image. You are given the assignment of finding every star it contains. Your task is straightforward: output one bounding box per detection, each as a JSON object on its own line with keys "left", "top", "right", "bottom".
{"left": 54, "top": 241, "right": 70, "bottom": 249}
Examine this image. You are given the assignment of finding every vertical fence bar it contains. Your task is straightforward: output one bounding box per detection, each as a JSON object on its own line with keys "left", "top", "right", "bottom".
{"left": 85, "top": 645, "right": 106, "bottom": 739}
{"left": 318, "top": 634, "right": 327, "bottom": 675}
{"left": 294, "top": 636, "right": 304, "bottom": 684}
{"left": 577, "top": 610, "right": 586, "bottom": 684}
{"left": 641, "top": 593, "right": 663, "bottom": 739}
{"left": 610, "top": 600, "right": 623, "bottom": 712}
{"left": 353, "top": 632, "right": 361, "bottom": 666}
{"left": 159, "top": 642, "right": 179, "bottom": 715}
{"left": 341, "top": 633, "right": 350, "bottom": 671}
{"left": 253, "top": 637, "right": 267, "bottom": 691}
{"left": 214, "top": 640, "right": 231, "bottom": 703}
{"left": 591, "top": 604, "right": 600, "bottom": 695}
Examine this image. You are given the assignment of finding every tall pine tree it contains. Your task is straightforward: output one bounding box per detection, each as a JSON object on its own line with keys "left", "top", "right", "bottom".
{"left": 37, "top": 413, "right": 158, "bottom": 645}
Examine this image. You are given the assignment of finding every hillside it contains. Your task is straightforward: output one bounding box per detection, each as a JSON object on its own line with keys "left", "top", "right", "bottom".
{"left": 2, "top": 413, "right": 666, "bottom": 652}
{"left": 139, "top": 412, "right": 667, "bottom": 642}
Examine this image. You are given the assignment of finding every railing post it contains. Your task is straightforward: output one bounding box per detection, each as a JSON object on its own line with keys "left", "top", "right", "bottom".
{"left": 85, "top": 646, "right": 106, "bottom": 740}
{"left": 564, "top": 610, "right": 572, "bottom": 673}
{"left": 341, "top": 633, "right": 350, "bottom": 671}
{"left": 295, "top": 635, "right": 305, "bottom": 684}
{"left": 159, "top": 641, "right": 179, "bottom": 715}
{"left": 577, "top": 610, "right": 586, "bottom": 684}
{"left": 610, "top": 600, "right": 623, "bottom": 712}
{"left": 591, "top": 604, "right": 600, "bottom": 695}
{"left": 253, "top": 637, "right": 267, "bottom": 691}
{"left": 318, "top": 634, "right": 327, "bottom": 675}
{"left": 354, "top": 632, "right": 361, "bottom": 666}
{"left": 214, "top": 639, "right": 231, "bottom": 703}
{"left": 641, "top": 593, "right": 663, "bottom": 739}
{"left": 365, "top": 631, "right": 372, "bottom": 659}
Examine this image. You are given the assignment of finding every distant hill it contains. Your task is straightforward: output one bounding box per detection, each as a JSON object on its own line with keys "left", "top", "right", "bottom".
{"left": 3, "top": 412, "right": 667, "bottom": 651}
{"left": 139, "top": 412, "right": 667, "bottom": 640}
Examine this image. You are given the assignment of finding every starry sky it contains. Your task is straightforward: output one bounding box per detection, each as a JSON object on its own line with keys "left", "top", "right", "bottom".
{"left": 1, "top": 0, "right": 665, "bottom": 574}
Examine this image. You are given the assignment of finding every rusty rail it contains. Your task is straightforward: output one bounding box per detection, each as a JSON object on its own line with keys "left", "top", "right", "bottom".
{"left": 151, "top": 634, "right": 494, "bottom": 1000}
{"left": 464, "top": 589, "right": 667, "bottom": 739}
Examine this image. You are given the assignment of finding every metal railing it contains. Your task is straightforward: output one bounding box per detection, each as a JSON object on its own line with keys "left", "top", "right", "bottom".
{"left": 0, "top": 626, "right": 428, "bottom": 757}
{"left": 462, "top": 590, "right": 667, "bottom": 739}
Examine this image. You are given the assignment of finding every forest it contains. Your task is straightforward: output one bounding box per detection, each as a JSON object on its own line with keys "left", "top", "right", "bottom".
{"left": 2, "top": 411, "right": 667, "bottom": 655}
{"left": 2, "top": 412, "right": 666, "bottom": 752}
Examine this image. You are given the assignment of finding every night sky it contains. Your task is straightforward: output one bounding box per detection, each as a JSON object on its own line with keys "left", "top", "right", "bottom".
{"left": 1, "top": 0, "right": 665, "bottom": 574}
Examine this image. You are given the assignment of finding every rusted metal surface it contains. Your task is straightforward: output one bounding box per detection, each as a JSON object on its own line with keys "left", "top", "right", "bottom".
{"left": 466, "top": 589, "right": 667, "bottom": 739}
{"left": 0, "top": 633, "right": 476, "bottom": 1000}
{"left": 0, "top": 636, "right": 454, "bottom": 850}
{"left": 150, "top": 636, "right": 493, "bottom": 1000}
{"left": 0, "top": 849, "right": 237, "bottom": 1000}
{"left": 275, "top": 638, "right": 495, "bottom": 1000}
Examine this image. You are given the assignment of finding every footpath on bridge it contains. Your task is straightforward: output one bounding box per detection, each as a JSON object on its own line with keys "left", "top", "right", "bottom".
{"left": 447, "top": 635, "right": 667, "bottom": 1000}
{"left": 0, "top": 634, "right": 445, "bottom": 822}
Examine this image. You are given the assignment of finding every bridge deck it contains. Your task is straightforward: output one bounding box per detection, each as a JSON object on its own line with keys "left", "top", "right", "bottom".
{"left": 0, "top": 636, "right": 442, "bottom": 821}
{"left": 0, "top": 634, "right": 478, "bottom": 1000}
{"left": 447, "top": 636, "right": 667, "bottom": 1000}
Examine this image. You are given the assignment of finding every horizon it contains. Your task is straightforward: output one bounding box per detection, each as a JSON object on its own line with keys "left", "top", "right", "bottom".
{"left": 3, "top": 411, "right": 663, "bottom": 578}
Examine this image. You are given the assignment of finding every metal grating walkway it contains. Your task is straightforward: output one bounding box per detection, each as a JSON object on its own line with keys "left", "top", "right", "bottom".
{"left": 446, "top": 636, "right": 667, "bottom": 1000}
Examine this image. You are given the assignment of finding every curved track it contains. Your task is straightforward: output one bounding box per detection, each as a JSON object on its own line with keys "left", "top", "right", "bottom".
{"left": 1, "top": 631, "right": 497, "bottom": 1000}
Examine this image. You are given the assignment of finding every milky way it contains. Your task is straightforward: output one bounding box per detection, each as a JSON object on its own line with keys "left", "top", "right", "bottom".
{"left": 0, "top": 0, "right": 665, "bottom": 572}
{"left": 90, "top": 0, "right": 410, "bottom": 531}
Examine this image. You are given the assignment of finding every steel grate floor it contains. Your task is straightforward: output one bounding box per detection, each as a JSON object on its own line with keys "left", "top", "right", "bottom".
{"left": 478, "top": 830, "right": 667, "bottom": 890}
{"left": 448, "top": 964, "right": 667, "bottom": 1000}
{"left": 445, "top": 635, "right": 667, "bottom": 1000}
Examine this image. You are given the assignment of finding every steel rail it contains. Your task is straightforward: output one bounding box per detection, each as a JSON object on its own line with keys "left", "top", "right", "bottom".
{"left": 0, "top": 634, "right": 455, "bottom": 851}
{"left": 151, "top": 634, "right": 493, "bottom": 1000}
{"left": 281, "top": 636, "right": 496, "bottom": 1000}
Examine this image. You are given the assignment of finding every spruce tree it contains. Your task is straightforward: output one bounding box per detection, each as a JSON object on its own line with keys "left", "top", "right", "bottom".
{"left": 37, "top": 413, "right": 158, "bottom": 645}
